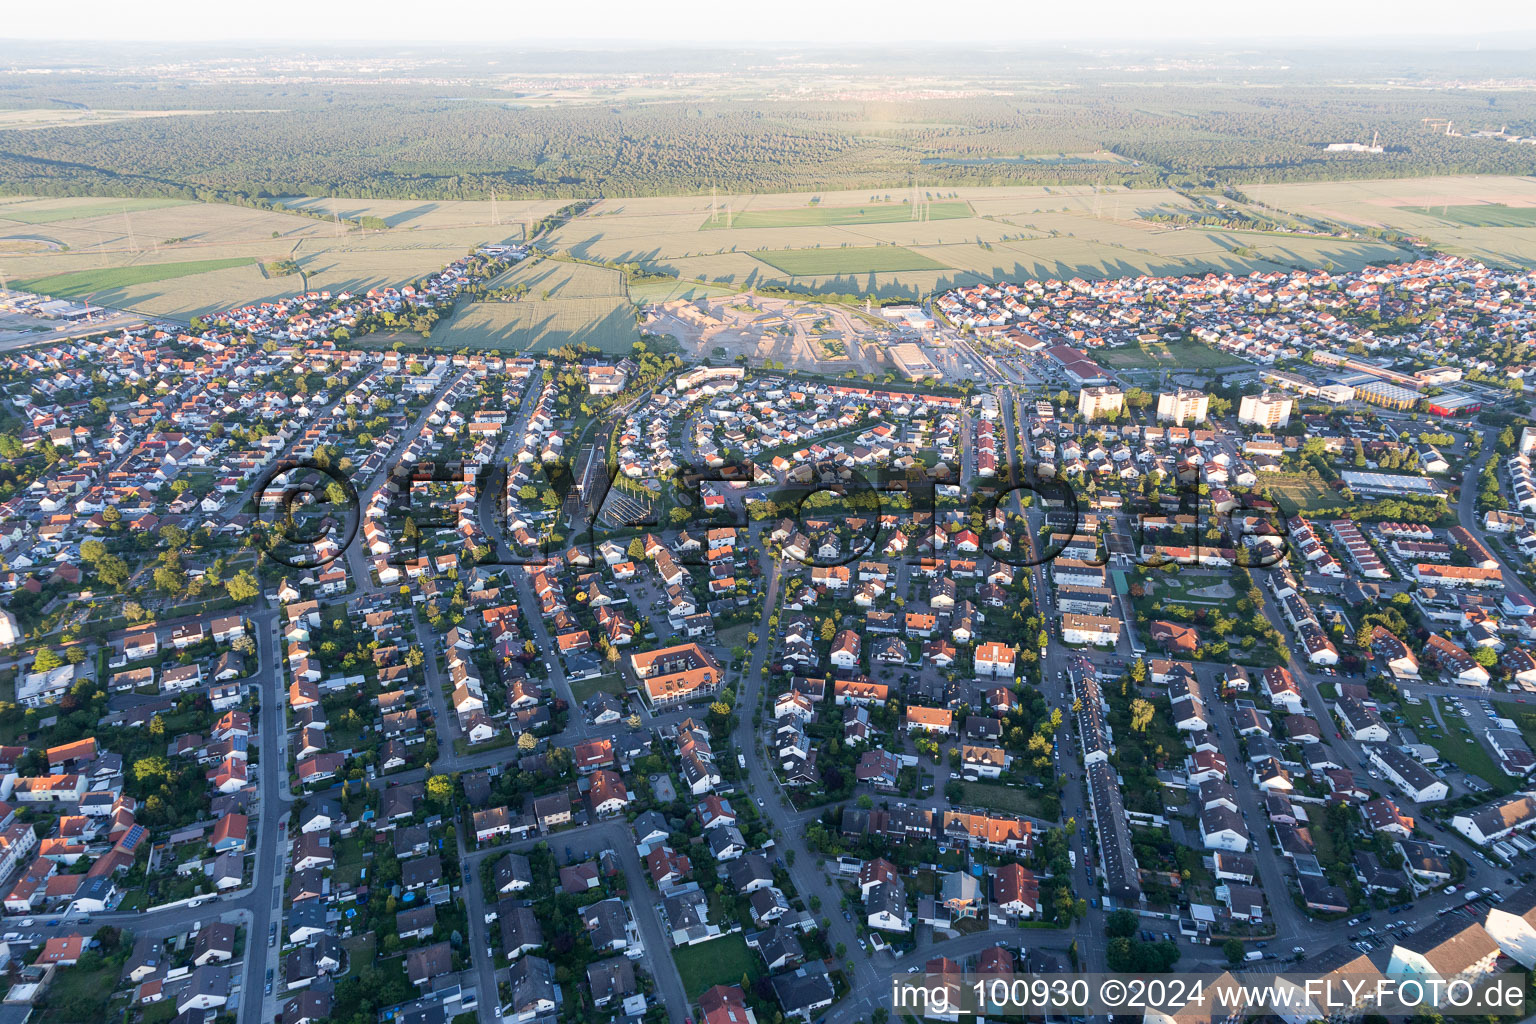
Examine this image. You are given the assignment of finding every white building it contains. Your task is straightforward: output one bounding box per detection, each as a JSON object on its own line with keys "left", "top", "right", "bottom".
{"left": 1078, "top": 386, "right": 1124, "bottom": 422}
{"left": 1485, "top": 891, "right": 1536, "bottom": 968}
{"left": 1061, "top": 614, "right": 1121, "bottom": 646}
{"left": 1370, "top": 746, "right": 1449, "bottom": 803}
{"left": 1238, "top": 392, "right": 1294, "bottom": 428}
{"left": 16, "top": 665, "right": 74, "bottom": 708}
{"left": 1454, "top": 793, "right": 1536, "bottom": 846}
{"left": 1156, "top": 389, "right": 1209, "bottom": 426}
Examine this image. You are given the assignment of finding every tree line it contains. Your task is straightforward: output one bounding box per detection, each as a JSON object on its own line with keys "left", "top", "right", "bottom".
{"left": 2, "top": 88, "right": 1533, "bottom": 202}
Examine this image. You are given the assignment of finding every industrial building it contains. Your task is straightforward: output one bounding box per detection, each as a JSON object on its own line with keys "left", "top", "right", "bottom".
{"left": 889, "top": 343, "right": 939, "bottom": 381}
{"left": 1355, "top": 380, "right": 1420, "bottom": 411}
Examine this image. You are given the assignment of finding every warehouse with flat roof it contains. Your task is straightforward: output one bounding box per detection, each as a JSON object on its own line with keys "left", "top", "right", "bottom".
{"left": 889, "top": 343, "right": 939, "bottom": 381}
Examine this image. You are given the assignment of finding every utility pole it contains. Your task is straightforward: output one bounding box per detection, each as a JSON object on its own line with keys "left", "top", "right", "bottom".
{"left": 121, "top": 205, "right": 140, "bottom": 254}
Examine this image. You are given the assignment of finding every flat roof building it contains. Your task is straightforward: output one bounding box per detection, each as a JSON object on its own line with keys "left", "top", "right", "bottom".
{"left": 1238, "top": 391, "right": 1293, "bottom": 428}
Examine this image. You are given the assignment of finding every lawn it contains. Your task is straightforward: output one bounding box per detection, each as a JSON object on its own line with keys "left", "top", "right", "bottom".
{"left": 752, "top": 246, "right": 950, "bottom": 277}
{"left": 702, "top": 200, "right": 972, "bottom": 230}
{"left": 343, "top": 931, "right": 377, "bottom": 974}
{"left": 332, "top": 836, "right": 368, "bottom": 888}
{"left": 672, "top": 933, "right": 761, "bottom": 1000}
{"left": 1401, "top": 701, "right": 1513, "bottom": 796}
{"left": 1146, "top": 574, "right": 1237, "bottom": 606}
{"left": 1419, "top": 204, "right": 1536, "bottom": 228}
{"left": 1497, "top": 702, "right": 1536, "bottom": 754}
{"left": 17, "top": 257, "right": 257, "bottom": 297}
{"left": 569, "top": 673, "right": 627, "bottom": 705}
{"left": 959, "top": 780, "right": 1060, "bottom": 821}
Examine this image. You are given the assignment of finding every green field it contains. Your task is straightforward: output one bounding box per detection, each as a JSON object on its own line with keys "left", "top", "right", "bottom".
{"left": 18, "top": 257, "right": 258, "bottom": 297}
{"left": 0, "top": 197, "right": 190, "bottom": 225}
{"left": 1413, "top": 204, "right": 1536, "bottom": 228}
{"left": 1500, "top": 703, "right": 1536, "bottom": 751}
{"left": 703, "top": 200, "right": 972, "bottom": 230}
{"left": 1265, "top": 475, "right": 1337, "bottom": 513}
{"left": 753, "top": 246, "right": 949, "bottom": 276}
{"left": 1401, "top": 700, "right": 1513, "bottom": 796}
{"left": 671, "top": 933, "right": 761, "bottom": 1000}
{"left": 959, "top": 780, "right": 1059, "bottom": 821}
{"left": 1096, "top": 338, "right": 1236, "bottom": 370}
{"left": 569, "top": 674, "right": 626, "bottom": 705}
{"left": 435, "top": 296, "right": 639, "bottom": 353}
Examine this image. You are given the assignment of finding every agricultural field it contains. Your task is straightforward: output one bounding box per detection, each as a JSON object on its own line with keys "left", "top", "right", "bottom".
{"left": 1427, "top": 204, "right": 1536, "bottom": 228}
{"left": 433, "top": 296, "right": 639, "bottom": 354}
{"left": 543, "top": 184, "right": 1428, "bottom": 298}
{"left": 17, "top": 257, "right": 258, "bottom": 299}
{"left": 4, "top": 178, "right": 1530, "bottom": 329}
{"left": 484, "top": 256, "right": 626, "bottom": 297}
{"left": 627, "top": 277, "right": 735, "bottom": 304}
{"left": 0, "top": 196, "right": 532, "bottom": 316}
{"left": 0, "top": 196, "right": 192, "bottom": 225}
{"left": 0, "top": 197, "right": 332, "bottom": 256}
{"left": 701, "top": 199, "right": 972, "bottom": 230}
{"left": 278, "top": 195, "right": 568, "bottom": 231}
{"left": 752, "top": 246, "right": 950, "bottom": 276}
{"left": 1250, "top": 175, "right": 1536, "bottom": 268}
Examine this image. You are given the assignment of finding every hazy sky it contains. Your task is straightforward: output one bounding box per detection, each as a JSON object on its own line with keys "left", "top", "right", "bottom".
{"left": 8, "top": 0, "right": 1536, "bottom": 45}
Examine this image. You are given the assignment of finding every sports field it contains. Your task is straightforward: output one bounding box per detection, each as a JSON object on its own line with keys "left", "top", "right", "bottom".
{"left": 752, "top": 246, "right": 950, "bottom": 276}
{"left": 1096, "top": 338, "right": 1238, "bottom": 370}
{"left": 1265, "top": 476, "right": 1337, "bottom": 513}
{"left": 702, "top": 199, "right": 972, "bottom": 230}
{"left": 18, "top": 257, "right": 258, "bottom": 298}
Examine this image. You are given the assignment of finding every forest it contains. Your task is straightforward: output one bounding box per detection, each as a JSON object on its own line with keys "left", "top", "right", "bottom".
{"left": 1, "top": 59, "right": 1535, "bottom": 201}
